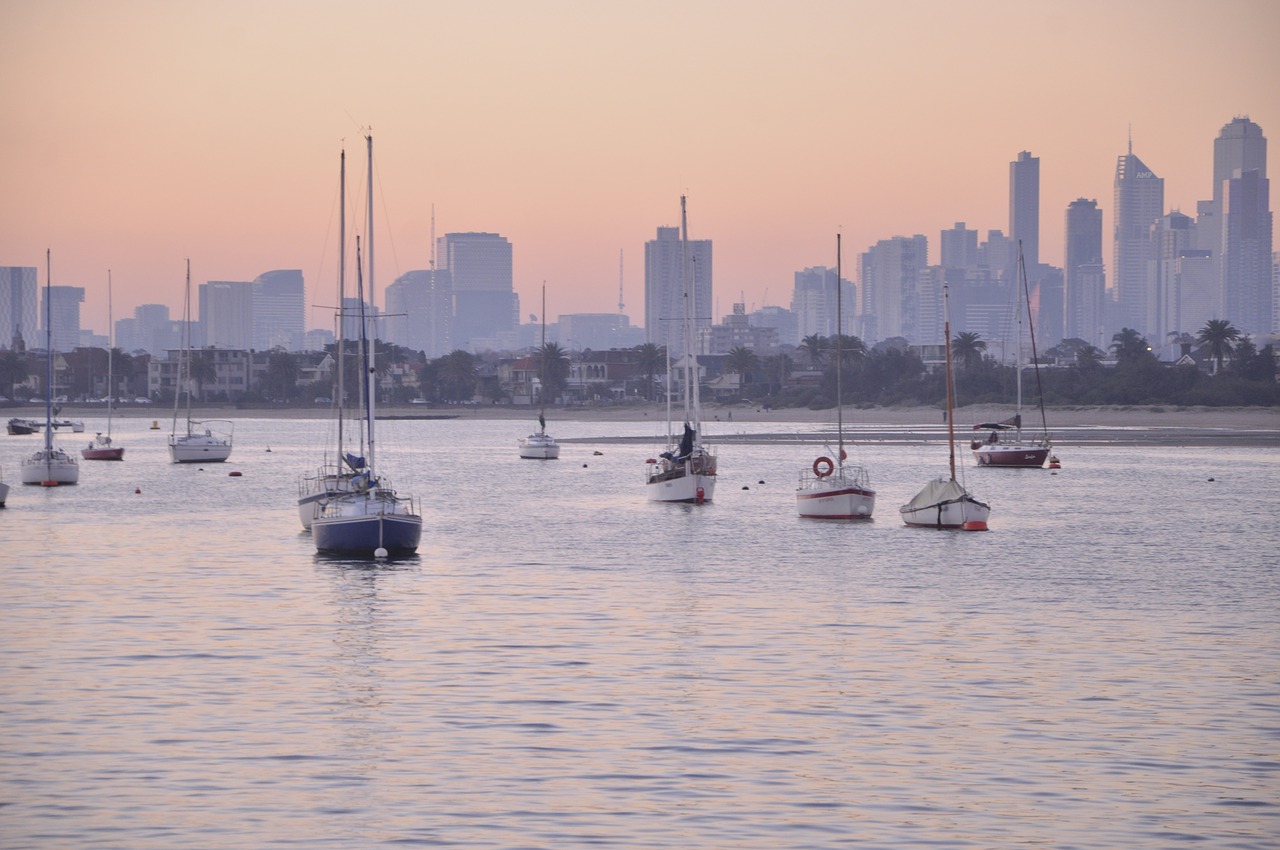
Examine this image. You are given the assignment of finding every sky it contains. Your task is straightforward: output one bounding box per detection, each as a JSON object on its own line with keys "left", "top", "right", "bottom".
{"left": 2, "top": 0, "right": 1278, "bottom": 338}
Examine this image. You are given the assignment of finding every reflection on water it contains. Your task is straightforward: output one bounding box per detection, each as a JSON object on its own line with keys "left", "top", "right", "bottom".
{"left": 1, "top": 417, "right": 1277, "bottom": 847}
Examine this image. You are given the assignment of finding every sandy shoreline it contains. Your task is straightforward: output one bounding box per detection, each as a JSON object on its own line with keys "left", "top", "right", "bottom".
{"left": 27, "top": 401, "right": 1278, "bottom": 445}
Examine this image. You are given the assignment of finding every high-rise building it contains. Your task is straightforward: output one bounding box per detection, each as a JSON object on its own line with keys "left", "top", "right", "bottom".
{"left": 252, "top": 269, "right": 305, "bottom": 351}
{"left": 1064, "top": 198, "right": 1105, "bottom": 342}
{"left": 43, "top": 285, "right": 85, "bottom": 352}
{"left": 1214, "top": 117, "right": 1268, "bottom": 207}
{"left": 385, "top": 270, "right": 431, "bottom": 353}
{"left": 439, "top": 232, "right": 515, "bottom": 351}
{"left": 1113, "top": 145, "right": 1164, "bottom": 337}
{"left": 856, "top": 235, "right": 929, "bottom": 344}
{"left": 644, "top": 218, "right": 712, "bottom": 358}
{"left": 0, "top": 265, "right": 38, "bottom": 351}
{"left": 790, "top": 266, "right": 853, "bottom": 342}
{"left": 1216, "top": 118, "right": 1272, "bottom": 335}
{"left": 940, "top": 222, "right": 978, "bottom": 270}
{"left": 200, "top": 281, "right": 254, "bottom": 350}
{"left": 1010, "top": 151, "right": 1040, "bottom": 269}
{"left": 1151, "top": 211, "right": 1196, "bottom": 340}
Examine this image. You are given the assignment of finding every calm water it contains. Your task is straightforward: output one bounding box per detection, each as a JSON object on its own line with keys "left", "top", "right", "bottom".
{"left": 2, "top": 414, "right": 1278, "bottom": 849}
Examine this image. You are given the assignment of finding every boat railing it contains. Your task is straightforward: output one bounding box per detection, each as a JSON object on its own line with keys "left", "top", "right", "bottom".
{"left": 798, "top": 463, "right": 871, "bottom": 490}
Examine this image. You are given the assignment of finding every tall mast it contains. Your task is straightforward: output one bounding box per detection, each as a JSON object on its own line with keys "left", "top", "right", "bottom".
{"left": 337, "top": 148, "right": 346, "bottom": 459}
{"left": 43, "top": 249, "right": 52, "bottom": 453}
{"left": 106, "top": 270, "right": 114, "bottom": 438}
{"left": 943, "top": 279, "right": 957, "bottom": 482}
{"left": 836, "top": 234, "right": 844, "bottom": 469}
{"left": 679, "top": 195, "right": 691, "bottom": 426}
{"left": 365, "top": 132, "right": 377, "bottom": 473}
{"left": 1015, "top": 241, "right": 1024, "bottom": 435}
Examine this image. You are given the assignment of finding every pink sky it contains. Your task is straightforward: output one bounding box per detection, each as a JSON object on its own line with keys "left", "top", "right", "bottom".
{"left": 2, "top": 0, "right": 1277, "bottom": 338}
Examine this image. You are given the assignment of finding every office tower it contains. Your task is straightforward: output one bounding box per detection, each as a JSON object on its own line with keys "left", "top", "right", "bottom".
{"left": 790, "top": 266, "right": 845, "bottom": 342}
{"left": 439, "top": 232, "right": 514, "bottom": 350}
{"left": 856, "top": 235, "right": 929, "bottom": 344}
{"left": 200, "top": 281, "right": 254, "bottom": 350}
{"left": 43, "top": 285, "right": 85, "bottom": 352}
{"left": 1216, "top": 119, "right": 1272, "bottom": 334}
{"left": 644, "top": 222, "right": 712, "bottom": 358}
{"left": 133, "top": 303, "right": 173, "bottom": 354}
{"left": 1010, "top": 151, "right": 1040, "bottom": 269}
{"left": 1064, "top": 199, "right": 1105, "bottom": 341}
{"left": 1113, "top": 144, "right": 1164, "bottom": 336}
{"left": 253, "top": 269, "right": 305, "bottom": 351}
{"left": 384, "top": 270, "right": 429, "bottom": 352}
{"left": 0, "top": 265, "right": 39, "bottom": 350}
{"left": 977, "top": 230, "right": 1014, "bottom": 275}
{"left": 940, "top": 222, "right": 978, "bottom": 270}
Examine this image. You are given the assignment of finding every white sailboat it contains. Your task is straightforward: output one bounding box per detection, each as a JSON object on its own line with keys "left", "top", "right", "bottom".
{"left": 645, "top": 195, "right": 716, "bottom": 504}
{"left": 796, "top": 234, "right": 875, "bottom": 519}
{"left": 21, "top": 250, "right": 79, "bottom": 486}
{"left": 519, "top": 284, "right": 560, "bottom": 459}
{"left": 168, "top": 260, "right": 233, "bottom": 463}
{"left": 312, "top": 134, "right": 422, "bottom": 557}
{"left": 298, "top": 148, "right": 359, "bottom": 529}
{"left": 900, "top": 278, "right": 990, "bottom": 530}
{"left": 82, "top": 270, "right": 124, "bottom": 460}
{"left": 971, "top": 241, "right": 1052, "bottom": 468}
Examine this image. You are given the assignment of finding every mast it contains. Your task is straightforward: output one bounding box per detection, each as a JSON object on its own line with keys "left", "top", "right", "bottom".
{"left": 106, "top": 270, "right": 114, "bottom": 439}
{"left": 337, "top": 148, "right": 346, "bottom": 460}
{"left": 539, "top": 283, "right": 547, "bottom": 430}
{"left": 1014, "top": 241, "right": 1024, "bottom": 438}
{"left": 835, "top": 234, "right": 844, "bottom": 470}
{"left": 1019, "top": 241, "right": 1051, "bottom": 440}
{"left": 171, "top": 260, "right": 191, "bottom": 438}
{"left": 943, "top": 279, "right": 957, "bottom": 482}
{"left": 679, "top": 195, "right": 693, "bottom": 428}
{"left": 43, "top": 249, "right": 53, "bottom": 455}
{"left": 365, "top": 132, "right": 377, "bottom": 473}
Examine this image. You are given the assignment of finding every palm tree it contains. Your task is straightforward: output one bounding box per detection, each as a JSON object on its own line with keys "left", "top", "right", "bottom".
{"left": 799, "top": 334, "right": 829, "bottom": 368}
{"left": 437, "top": 349, "right": 478, "bottom": 402}
{"left": 1110, "top": 328, "right": 1152, "bottom": 363}
{"left": 1196, "top": 318, "right": 1242, "bottom": 374}
{"left": 1075, "top": 345, "right": 1105, "bottom": 370}
{"left": 951, "top": 331, "right": 986, "bottom": 370}
{"left": 633, "top": 342, "right": 667, "bottom": 401}
{"left": 724, "top": 346, "right": 760, "bottom": 394}
{"left": 761, "top": 353, "right": 793, "bottom": 396}
{"left": 538, "top": 341, "right": 571, "bottom": 403}
{"left": 831, "top": 333, "right": 867, "bottom": 368}
{"left": 263, "top": 350, "right": 300, "bottom": 401}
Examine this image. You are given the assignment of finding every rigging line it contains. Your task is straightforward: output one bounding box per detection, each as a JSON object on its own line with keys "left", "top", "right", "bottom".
{"left": 372, "top": 150, "right": 403, "bottom": 286}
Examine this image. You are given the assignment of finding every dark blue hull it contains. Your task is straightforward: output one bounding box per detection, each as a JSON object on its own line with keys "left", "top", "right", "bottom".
{"left": 312, "top": 513, "right": 422, "bottom": 556}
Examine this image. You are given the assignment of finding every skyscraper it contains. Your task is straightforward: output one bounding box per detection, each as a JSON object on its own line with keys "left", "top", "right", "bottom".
{"left": 856, "top": 235, "right": 929, "bottom": 344}
{"left": 0, "top": 265, "right": 38, "bottom": 351}
{"left": 252, "top": 269, "right": 305, "bottom": 351}
{"left": 43, "top": 285, "right": 85, "bottom": 353}
{"left": 1010, "top": 151, "right": 1040, "bottom": 270}
{"left": 939, "top": 222, "right": 978, "bottom": 270}
{"left": 200, "top": 281, "right": 254, "bottom": 350}
{"left": 1064, "top": 198, "right": 1105, "bottom": 342}
{"left": 1215, "top": 118, "right": 1272, "bottom": 334}
{"left": 439, "top": 232, "right": 514, "bottom": 350}
{"left": 790, "top": 266, "right": 853, "bottom": 342}
{"left": 644, "top": 218, "right": 712, "bottom": 358}
{"left": 1113, "top": 145, "right": 1164, "bottom": 337}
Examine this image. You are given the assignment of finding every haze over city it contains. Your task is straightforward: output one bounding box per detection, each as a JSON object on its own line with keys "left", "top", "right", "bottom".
{"left": 2, "top": 0, "right": 1277, "bottom": 337}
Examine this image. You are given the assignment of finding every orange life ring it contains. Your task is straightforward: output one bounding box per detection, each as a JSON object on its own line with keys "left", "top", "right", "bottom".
{"left": 813, "top": 456, "right": 834, "bottom": 478}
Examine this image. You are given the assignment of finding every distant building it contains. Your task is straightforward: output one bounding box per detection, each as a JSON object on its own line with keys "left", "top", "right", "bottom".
{"left": 791, "top": 266, "right": 854, "bottom": 343}
{"left": 1113, "top": 144, "right": 1164, "bottom": 337}
{"left": 748, "top": 305, "right": 797, "bottom": 348}
{"left": 644, "top": 215, "right": 712, "bottom": 358}
{"left": 0, "top": 265, "right": 38, "bottom": 351}
{"left": 1221, "top": 162, "right": 1272, "bottom": 335}
{"left": 857, "top": 235, "right": 928, "bottom": 344}
{"left": 557, "top": 313, "right": 641, "bottom": 353}
{"left": 43, "top": 285, "right": 85, "bottom": 352}
{"left": 200, "top": 281, "right": 254, "bottom": 350}
{"left": 1010, "top": 151, "right": 1040, "bottom": 270}
{"left": 252, "top": 269, "right": 305, "bottom": 351}
{"left": 940, "top": 222, "right": 978, "bottom": 270}
{"left": 705, "top": 303, "right": 780, "bottom": 357}
{"left": 1064, "top": 198, "right": 1106, "bottom": 342}
{"left": 385, "top": 268, "right": 455, "bottom": 356}
{"left": 440, "top": 232, "right": 515, "bottom": 350}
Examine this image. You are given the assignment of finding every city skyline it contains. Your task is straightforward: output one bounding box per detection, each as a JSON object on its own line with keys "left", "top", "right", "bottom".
{"left": 2, "top": 1, "right": 1277, "bottom": 337}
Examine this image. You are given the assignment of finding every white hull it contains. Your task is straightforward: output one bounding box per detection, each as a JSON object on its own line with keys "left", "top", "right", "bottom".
{"left": 518, "top": 432, "right": 560, "bottom": 459}
{"left": 796, "top": 466, "right": 875, "bottom": 519}
{"left": 21, "top": 448, "right": 80, "bottom": 485}
{"left": 0, "top": 480, "right": 8, "bottom": 506}
{"left": 297, "top": 468, "right": 358, "bottom": 530}
{"left": 169, "top": 424, "right": 233, "bottom": 464}
{"left": 645, "top": 449, "right": 717, "bottom": 503}
{"left": 899, "top": 477, "right": 989, "bottom": 529}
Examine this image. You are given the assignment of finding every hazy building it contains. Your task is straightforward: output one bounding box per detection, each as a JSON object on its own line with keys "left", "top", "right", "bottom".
{"left": 748, "top": 304, "right": 798, "bottom": 348}
{"left": 252, "top": 269, "right": 305, "bottom": 351}
{"left": 644, "top": 220, "right": 712, "bottom": 358}
{"left": 1151, "top": 211, "right": 1198, "bottom": 339}
{"left": 439, "top": 232, "right": 515, "bottom": 350}
{"left": 200, "top": 281, "right": 254, "bottom": 350}
{"left": 1113, "top": 144, "right": 1164, "bottom": 337}
{"left": 705, "top": 303, "right": 781, "bottom": 357}
{"left": 940, "top": 222, "right": 979, "bottom": 270}
{"left": 385, "top": 270, "right": 431, "bottom": 352}
{"left": 0, "top": 265, "right": 38, "bottom": 350}
{"left": 1221, "top": 161, "right": 1272, "bottom": 335}
{"left": 43, "top": 285, "right": 85, "bottom": 352}
{"left": 856, "top": 235, "right": 928, "bottom": 344}
{"left": 790, "top": 265, "right": 850, "bottom": 342}
{"left": 977, "top": 230, "right": 1014, "bottom": 277}
{"left": 558, "top": 313, "right": 641, "bottom": 352}
{"left": 1064, "top": 198, "right": 1105, "bottom": 341}
{"left": 1010, "top": 151, "right": 1040, "bottom": 269}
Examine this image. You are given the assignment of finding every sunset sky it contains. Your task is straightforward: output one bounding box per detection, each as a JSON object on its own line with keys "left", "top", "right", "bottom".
{"left": 2, "top": 0, "right": 1277, "bottom": 338}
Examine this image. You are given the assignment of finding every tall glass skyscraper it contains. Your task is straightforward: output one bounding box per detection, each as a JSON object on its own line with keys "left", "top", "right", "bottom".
{"left": 1113, "top": 145, "right": 1164, "bottom": 337}
{"left": 1010, "top": 151, "right": 1040, "bottom": 271}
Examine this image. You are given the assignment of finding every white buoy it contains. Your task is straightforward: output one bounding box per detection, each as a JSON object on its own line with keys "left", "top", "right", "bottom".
{"left": 374, "top": 547, "right": 388, "bottom": 559}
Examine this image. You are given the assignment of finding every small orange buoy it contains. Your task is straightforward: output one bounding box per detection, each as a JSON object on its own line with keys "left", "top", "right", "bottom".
{"left": 696, "top": 486, "right": 705, "bottom": 505}
{"left": 228, "top": 471, "right": 242, "bottom": 477}
{"left": 135, "top": 488, "right": 141, "bottom": 494}
{"left": 962, "top": 520, "right": 988, "bottom": 531}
